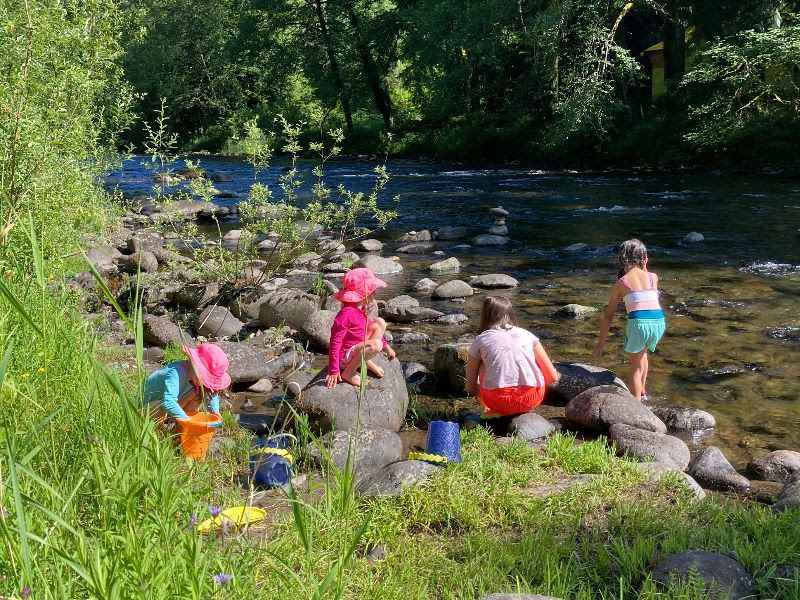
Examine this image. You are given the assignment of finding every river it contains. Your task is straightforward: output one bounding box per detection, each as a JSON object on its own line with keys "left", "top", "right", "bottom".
{"left": 107, "top": 156, "right": 800, "bottom": 468}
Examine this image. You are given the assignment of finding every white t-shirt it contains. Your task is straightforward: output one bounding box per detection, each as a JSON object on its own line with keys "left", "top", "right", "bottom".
{"left": 468, "top": 326, "right": 544, "bottom": 390}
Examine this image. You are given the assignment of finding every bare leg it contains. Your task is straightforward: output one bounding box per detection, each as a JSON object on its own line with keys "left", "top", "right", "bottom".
{"left": 641, "top": 351, "right": 650, "bottom": 399}
{"left": 365, "top": 318, "right": 387, "bottom": 377}
{"left": 628, "top": 350, "right": 646, "bottom": 401}
{"left": 340, "top": 340, "right": 382, "bottom": 386}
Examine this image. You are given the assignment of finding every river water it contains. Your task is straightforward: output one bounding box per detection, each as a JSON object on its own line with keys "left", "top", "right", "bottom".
{"left": 108, "top": 157, "right": 800, "bottom": 468}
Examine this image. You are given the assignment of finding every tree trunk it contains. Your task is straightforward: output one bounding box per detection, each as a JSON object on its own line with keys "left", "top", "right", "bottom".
{"left": 342, "top": 2, "right": 393, "bottom": 128}
{"left": 662, "top": 0, "right": 686, "bottom": 84}
{"left": 311, "top": 0, "right": 353, "bottom": 130}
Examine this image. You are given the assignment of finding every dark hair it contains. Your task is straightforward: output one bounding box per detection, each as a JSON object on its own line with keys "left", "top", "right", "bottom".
{"left": 478, "top": 296, "right": 517, "bottom": 333}
{"left": 618, "top": 239, "right": 648, "bottom": 273}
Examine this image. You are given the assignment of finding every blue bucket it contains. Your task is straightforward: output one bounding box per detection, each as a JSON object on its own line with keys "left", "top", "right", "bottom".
{"left": 426, "top": 421, "right": 461, "bottom": 463}
{"left": 250, "top": 434, "right": 294, "bottom": 488}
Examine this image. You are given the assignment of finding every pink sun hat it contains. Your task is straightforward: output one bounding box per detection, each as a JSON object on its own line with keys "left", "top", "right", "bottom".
{"left": 334, "top": 267, "right": 387, "bottom": 303}
{"left": 182, "top": 343, "right": 232, "bottom": 392}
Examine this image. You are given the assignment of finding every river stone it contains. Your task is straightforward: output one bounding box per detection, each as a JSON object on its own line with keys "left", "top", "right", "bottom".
{"left": 393, "top": 331, "right": 431, "bottom": 344}
{"left": 681, "top": 231, "right": 705, "bottom": 244}
{"left": 509, "top": 413, "right": 556, "bottom": 441}
{"left": 473, "top": 234, "right": 510, "bottom": 246}
{"left": 381, "top": 305, "right": 444, "bottom": 324}
{"left": 749, "top": 450, "right": 800, "bottom": 483}
{"left": 299, "top": 310, "right": 336, "bottom": 351}
{"left": 86, "top": 245, "right": 122, "bottom": 275}
{"left": 651, "top": 551, "right": 757, "bottom": 600}
{"left": 143, "top": 315, "right": 190, "bottom": 348}
{"left": 414, "top": 278, "right": 438, "bottom": 293}
{"left": 222, "top": 229, "right": 244, "bottom": 244}
{"left": 210, "top": 171, "right": 234, "bottom": 182}
{"left": 488, "top": 225, "right": 509, "bottom": 236}
{"left": 298, "top": 354, "right": 408, "bottom": 432}
{"left": 432, "top": 280, "right": 474, "bottom": 299}
{"left": 546, "top": 363, "right": 627, "bottom": 406}
{"left": 651, "top": 406, "right": 716, "bottom": 434}
{"left": 163, "top": 199, "right": 217, "bottom": 219}
{"left": 689, "top": 447, "right": 750, "bottom": 493}
{"left": 284, "top": 369, "right": 316, "bottom": 397}
{"left": 357, "top": 460, "right": 442, "bottom": 497}
{"left": 196, "top": 306, "right": 244, "bottom": 338}
{"left": 226, "top": 286, "right": 271, "bottom": 321}
{"left": 481, "top": 595, "right": 563, "bottom": 600}
{"left": 309, "top": 428, "right": 403, "bottom": 479}
{"left": 566, "top": 386, "right": 666, "bottom": 433}
{"left": 636, "top": 462, "right": 706, "bottom": 499}
{"left": 120, "top": 251, "right": 158, "bottom": 274}
{"left": 214, "top": 341, "right": 272, "bottom": 382}
{"left": 260, "top": 350, "right": 309, "bottom": 379}
{"left": 437, "top": 313, "right": 469, "bottom": 326}
{"left": 429, "top": 257, "right": 460, "bottom": 273}
{"left": 469, "top": 274, "right": 519, "bottom": 289}
{"left": 435, "top": 226, "right": 468, "bottom": 240}
{"left": 354, "top": 255, "right": 403, "bottom": 275}
{"left": 259, "top": 288, "right": 320, "bottom": 329}
{"left": 247, "top": 378, "right": 274, "bottom": 394}
{"left": 356, "top": 239, "right": 383, "bottom": 252}
{"left": 773, "top": 474, "right": 800, "bottom": 511}
{"left": 127, "top": 230, "right": 164, "bottom": 253}
{"left": 551, "top": 304, "right": 598, "bottom": 319}
{"left": 399, "top": 230, "right": 432, "bottom": 242}
{"left": 291, "top": 252, "right": 323, "bottom": 269}
{"left": 258, "top": 238, "right": 278, "bottom": 251}
{"left": 609, "top": 424, "right": 690, "bottom": 470}
{"left": 490, "top": 206, "right": 509, "bottom": 217}
{"left": 433, "top": 342, "right": 471, "bottom": 393}
{"left": 142, "top": 346, "right": 165, "bottom": 363}
{"left": 317, "top": 239, "right": 345, "bottom": 259}
{"left": 384, "top": 295, "right": 419, "bottom": 311}
{"left": 397, "top": 242, "right": 436, "bottom": 254}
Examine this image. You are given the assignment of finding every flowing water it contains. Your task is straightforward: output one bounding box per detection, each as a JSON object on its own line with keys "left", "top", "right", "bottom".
{"left": 108, "top": 157, "right": 800, "bottom": 468}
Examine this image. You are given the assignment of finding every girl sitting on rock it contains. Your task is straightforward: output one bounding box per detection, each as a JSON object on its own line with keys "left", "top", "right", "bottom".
{"left": 465, "top": 296, "right": 559, "bottom": 416}
{"left": 326, "top": 267, "right": 396, "bottom": 388}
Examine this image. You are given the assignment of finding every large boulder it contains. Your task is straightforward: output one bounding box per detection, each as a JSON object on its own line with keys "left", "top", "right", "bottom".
{"left": 432, "top": 280, "right": 474, "bottom": 299}
{"left": 749, "top": 450, "right": 800, "bottom": 483}
{"left": 143, "top": 315, "right": 190, "bottom": 348}
{"left": 196, "top": 306, "right": 244, "bottom": 338}
{"left": 651, "top": 551, "right": 757, "bottom": 600}
{"left": 433, "top": 342, "right": 471, "bottom": 393}
{"left": 689, "top": 447, "right": 750, "bottom": 493}
{"left": 356, "top": 460, "right": 443, "bottom": 497}
{"left": 308, "top": 428, "right": 404, "bottom": 477}
{"left": 214, "top": 341, "right": 273, "bottom": 383}
{"left": 258, "top": 288, "right": 320, "bottom": 330}
{"left": 354, "top": 255, "right": 403, "bottom": 275}
{"left": 565, "top": 386, "right": 666, "bottom": 433}
{"left": 609, "top": 424, "right": 690, "bottom": 470}
{"left": 297, "top": 354, "right": 408, "bottom": 432}
{"left": 651, "top": 406, "right": 716, "bottom": 435}
{"left": 469, "top": 274, "right": 519, "bottom": 289}
{"left": 773, "top": 474, "right": 800, "bottom": 511}
{"left": 546, "top": 363, "right": 627, "bottom": 406}
{"left": 299, "top": 310, "right": 336, "bottom": 351}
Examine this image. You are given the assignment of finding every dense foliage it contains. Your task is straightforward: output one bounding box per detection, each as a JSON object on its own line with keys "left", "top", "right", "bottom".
{"left": 121, "top": 0, "right": 800, "bottom": 166}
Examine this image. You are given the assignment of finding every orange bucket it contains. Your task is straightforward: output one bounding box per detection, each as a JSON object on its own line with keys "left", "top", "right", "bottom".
{"left": 175, "top": 411, "right": 223, "bottom": 461}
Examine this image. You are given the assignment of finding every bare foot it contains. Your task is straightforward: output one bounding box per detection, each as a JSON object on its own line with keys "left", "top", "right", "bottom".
{"left": 366, "top": 360, "right": 384, "bottom": 378}
{"left": 343, "top": 373, "right": 366, "bottom": 387}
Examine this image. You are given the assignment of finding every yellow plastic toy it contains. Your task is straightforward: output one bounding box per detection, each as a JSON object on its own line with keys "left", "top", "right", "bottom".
{"left": 196, "top": 506, "right": 267, "bottom": 534}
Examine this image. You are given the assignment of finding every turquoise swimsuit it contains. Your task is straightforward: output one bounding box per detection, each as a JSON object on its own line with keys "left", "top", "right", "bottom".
{"left": 143, "top": 361, "right": 220, "bottom": 420}
{"left": 619, "top": 273, "right": 666, "bottom": 354}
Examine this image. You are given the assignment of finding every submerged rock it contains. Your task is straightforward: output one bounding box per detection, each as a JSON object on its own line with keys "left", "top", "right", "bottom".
{"left": 429, "top": 257, "right": 460, "bottom": 273}
{"left": 546, "top": 363, "right": 627, "bottom": 406}
{"left": 689, "top": 447, "right": 750, "bottom": 494}
{"left": 356, "top": 460, "right": 442, "bottom": 497}
{"left": 609, "top": 424, "right": 690, "bottom": 470}
{"left": 437, "top": 313, "right": 469, "bottom": 326}
{"left": 551, "top": 304, "right": 598, "bottom": 319}
{"left": 566, "top": 386, "right": 666, "bottom": 433}
{"left": 749, "top": 450, "right": 800, "bottom": 483}
{"left": 651, "top": 406, "right": 716, "bottom": 435}
{"left": 469, "top": 274, "right": 519, "bottom": 289}
{"left": 680, "top": 231, "right": 705, "bottom": 244}
{"left": 651, "top": 551, "right": 757, "bottom": 600}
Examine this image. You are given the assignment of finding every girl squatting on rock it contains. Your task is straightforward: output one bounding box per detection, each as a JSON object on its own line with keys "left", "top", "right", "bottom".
{"left": 326, "top": 267, "right": 396, "bottom": 388}
{"left": 465, "top": 296, "right": 559, "bottom": 416}
{"left": 594, "top": 239, "right": 666, "bottom": 401}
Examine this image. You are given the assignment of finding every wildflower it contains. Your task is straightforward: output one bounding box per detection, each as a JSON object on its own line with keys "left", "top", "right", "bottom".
{"left": 208, "top": 505, "right": 223, "bottom": 518}
{"left": 184, "top": 513, "right": 198, "bottom": 530}
{"left": 21, "top": 373, "right": 29, "bottom": 380}
{"left": 21, "top": 587, "right": 30, "bottom": 599}
{"left": 212, "top": 574, "right": 233, "bottom": 586}
{"left": 37, "top": 367, "right": 45, "bottom": 374}
{"left": 47, "top": 273, "right": 54, "bottom": 280}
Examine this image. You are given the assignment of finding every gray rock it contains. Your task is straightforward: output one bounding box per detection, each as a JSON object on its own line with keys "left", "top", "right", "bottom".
{"left": 651, "top": 406, "right": 716, "bottom": 434}
{"left": 403, "top": 362, "right": 432, "bottom": 382}
{"left": 749, "top": 450, "right": 800, "bottom": 483}
{"left": 169, "top": 283, "right": 220, "bottom": 310}
{"left": 433, "top": 343, "right": 471, "bottom": 393}
{"left": 773, "top": 474, "right": 800, "bottom": 511}
{"left": 284, "top": 369, "right": 316, "bottom": 397}
{"left": 309, "top": 428, "right": 403, "bottom": 479}
{"left": 437, "top": 313, "right": 469, "bottom": 326}
{"left": 490, "top": 206, "right": 509, "bottom": 217}
{"left": 297, "top": 354, "right": 408, "bottom": 432}
{"left": 86, "top": 245, "right": 122, "bottom": 275}
{"left": 564, "top": 243, "right": 591, "bottom": 253}
{"left": 210, "top": 171, "right": 234, "bottom": 182}
{"left": 142, "top": 346, "right": 165, "bottom": 363}
{"left": 322, "top": 261, "right": 348, "bottom": 274}
{"left": 546, "top": 363, "right": 627, "bottom": 406}
{"left": 222, "top": 229, "right": 244, "bottom": 244}
{"left": 434, "top": 226, "right": 468, "bottom": 240}
{"left": 227, "top": 286, "right": 271, "bottom": 321}
{"left": 240, "top": 266, "right": 266, "bottom": 284}
{"left": 120, "top": 251, "right": 158, "bottom": 274}
{"left": 214, "top": 341, "right": 272, "bottom": 383}
{"left": 257, "top": 238, "right": 278, "bottom": 251}
{"left": 429, "top": 257, "right": 460, "bottom": 273}
{"left": 432, "top": 280, "right": 474, "bottom": 299}
{"left": 196, "top": 306, "right": 244, "bottom": 338}
{"left": 681, "top": 231, "right": 705, "bottom": 244}
{"left": 397, "top": 242, "right": 435, "bottom": 254}
{"left": 689, "top": 447, "right": 750, "bottom": 493}
{"left": 551, "top": 304, "right": 598, "bottom": 319}
{"left": 393, "top": 331, "right": 431, "bottom": 344}
{"left": 473, "top": 234, "right": 510, "bottom": 246}
{"left": 127, "top": 230, "right": 164, "bottom": 253}
{"left": 380, "top": 305, "right": 444, "bottom": 324}
{"left": 367, "top": 544, "right": 389, "bottom": 562}
{"left": 260, "top": 350, "right": 309, "bottom": 379}
{"left": 566, "top": 386, "right": 666, "bottom": 433}
{"left": 609, "top": 424, "right": 690, "bottom": 470}
{"left": 247, "top": 379, "right": 274, "bottom": 394}
{"left": 357, "top": 460, "right": 442, "bottom": 497}
{"left": 143, "top": 315, "right": 190, "bottom": 348}
{"left": 488, "top": 225, "right": 509, "bottom": 236}
{"left": 414, "top": 278, "right": 439, "bottom": 292}
{"left": 291, "top": 252, "right": 323, "bottom": 269}
{"left": 651, "top": 551, "right": 757, "bottom": 600}
{"left": 398, "top": 230, "right": 432, "bottom": 242}
{"left": 162, "top": 199, "right": 218, "bottom": 219}
{"left": 299, "top": 309, "right": 336, "bottom": 351}
{"left": 469, "top": 274, "right": 519, "bottom": 289}
{"left": 384, "top": 295, "right": 419, "bottom": 311}
{"left": 637, "top": 465, "right": 706, "bottom": 499}
{"left": 354, "top": 255, "right": 403, "bottom": 275}
{"left": 356, "top": 239, "right": 383, "bottom": 252}
{"left": 317, "top": 239, "right": 345, "bottom": 259}
{"left": 259, "top": 288, "right": 320, "bottom": 330}
{"left": 509, "top": 413, "right": 556, "bottom": 440}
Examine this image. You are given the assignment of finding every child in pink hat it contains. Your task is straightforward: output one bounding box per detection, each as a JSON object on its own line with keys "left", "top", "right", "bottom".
{"left": 326, "top": 267, "right": 396, "bottom": 387}
{"left": 144, "top": 342, "right": 232, "bottom": 422}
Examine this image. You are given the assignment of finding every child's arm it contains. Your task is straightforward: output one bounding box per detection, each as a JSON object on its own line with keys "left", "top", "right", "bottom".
{"left": 326, "top": 312, "right": 349, "bottom": 387}
{"left": 162, "top": 368, "right": 190, "bottom": 421}
{"left": 465, "top": 354, "right": 481, "bottom": 396}
{"left": 593, "top": 284, "right": 624, "bottom": 357}
{"left": 533, "top": 342, "right": 559, "bottom": 385}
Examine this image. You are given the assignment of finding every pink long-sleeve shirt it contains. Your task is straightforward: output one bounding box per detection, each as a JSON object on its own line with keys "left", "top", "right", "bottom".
{"left": 328, "top": 305, "right": 388, "bottom": 375}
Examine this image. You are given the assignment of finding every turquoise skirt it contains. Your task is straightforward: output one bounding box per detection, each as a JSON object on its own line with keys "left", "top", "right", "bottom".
{"left": 623, "top": 317, "right": 665, "bottom": 354}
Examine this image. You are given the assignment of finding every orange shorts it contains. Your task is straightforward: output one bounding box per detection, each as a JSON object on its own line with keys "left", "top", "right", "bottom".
{"left": 478, "top": 385, "right": 545, "bottom": 417}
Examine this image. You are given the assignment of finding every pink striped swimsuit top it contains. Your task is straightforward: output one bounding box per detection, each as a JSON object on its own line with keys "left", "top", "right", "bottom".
{"left": 619, "top": 272, "right": 662, "bottom": 316}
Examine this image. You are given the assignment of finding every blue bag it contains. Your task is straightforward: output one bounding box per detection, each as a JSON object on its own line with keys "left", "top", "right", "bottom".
{"left": 250, "top": 434, "right": 295, "bottom": 488}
